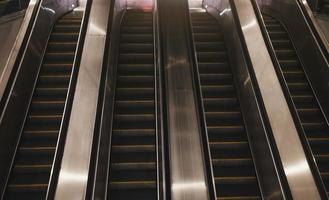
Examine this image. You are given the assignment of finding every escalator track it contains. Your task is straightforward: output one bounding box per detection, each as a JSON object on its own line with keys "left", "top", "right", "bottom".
{"left": 3, "top": 11, "right": 82, "bottom": 199}
{"left": 263, "top": 14, "right": 329, "bottom": 194}
{"left": 190, "top": 11, "right": 261, "bottom": 199}
{"left": 107, "top": 10, "right": 157, "bottom": 199}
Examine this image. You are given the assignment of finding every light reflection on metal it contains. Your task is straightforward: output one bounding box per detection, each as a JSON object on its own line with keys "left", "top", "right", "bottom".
{"left": 43, "top": 7, "right": 55, "bottom": 14}
{"left": 219, "top": 8, "right": 231, "bottom": 16}
{"left": 172, "top": 181, "right": 207, "bottom": 191}
{"left": 242, "top": 19, "right": 256, "bottom": 30}
{"left": 60, "top": 170, "right": 88, "bottom": 184}
{"left": 285, "top": 160, "right": 310, "bottom": 177}
{"left": 89, "top": 22, "right": 106, "bottom": 35}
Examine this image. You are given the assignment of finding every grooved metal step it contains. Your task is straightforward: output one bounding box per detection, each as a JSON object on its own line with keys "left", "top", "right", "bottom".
{"left": 191, "top": 11, "right": 261, "bottom": 199}
{"left": 107, "top": 10, "right": 157, "bottom": 200}
{"left": 263, "top": 14, "right": 329, "bottom": 193}
{"left": 3, "top": 11, "right": 82, "bottom": 200}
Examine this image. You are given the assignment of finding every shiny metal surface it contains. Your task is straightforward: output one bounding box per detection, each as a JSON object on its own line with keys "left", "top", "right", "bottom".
{"left": 0, "top": 0, "right": 76, "bottom": 195}
{"left": 202, "top": 0, "right": 286, "bottom": 198}
{"left": 53, "top": 0, "right": 110, "bottom": 198}
{"left": 158, "top": 0, "right": 209, "bottom": 199}
{"left": 234, "top": 0, "right": 321, "bottom": 199}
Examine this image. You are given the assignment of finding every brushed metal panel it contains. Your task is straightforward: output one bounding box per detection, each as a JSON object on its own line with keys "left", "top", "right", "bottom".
{"left": 159, "top": 0, "right": 210, "bottom": 199}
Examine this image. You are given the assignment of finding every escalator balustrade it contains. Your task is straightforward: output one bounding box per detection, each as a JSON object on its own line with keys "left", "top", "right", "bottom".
{"left": 3, "top": 11, "right": 82, "bottom": 200}
{"left": 191, "top": 11, "right": 261, "bottom": 199}
{"left": 107, "top": 10, "right": 157, "bottom": 200}
{"left": 263, "top": 14, "right": 329, "bottom": 193}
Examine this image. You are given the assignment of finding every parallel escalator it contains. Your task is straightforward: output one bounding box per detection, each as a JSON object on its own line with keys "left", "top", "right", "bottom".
{"left": 263, "top": 14, "right": 329, "bottom": 193}
{"left": 107, "top": 10, "right": 157, "bottom": 200}
{"left": 190, "top": 11, "right": 261, "bottom": 199}
{"left": 3, "top": 11, "right": 82, "bottom": 199}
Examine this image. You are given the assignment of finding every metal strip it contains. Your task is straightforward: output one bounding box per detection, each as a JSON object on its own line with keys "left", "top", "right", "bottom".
{"left": 158, "top": 0, "right": 209, "bottom": 199}
{"left": 233, "top": 0, "right": 321, "bottom": 199}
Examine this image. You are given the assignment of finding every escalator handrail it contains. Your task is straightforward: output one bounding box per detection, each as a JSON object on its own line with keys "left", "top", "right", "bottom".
{"left": 250, "top": 0, "right": 328, "bottom": 198}
{"left": 45, "top": 2, "right": 94, "bottom": 199}
{"left": 153, "top": 0, "right": 167, "bottom": 199}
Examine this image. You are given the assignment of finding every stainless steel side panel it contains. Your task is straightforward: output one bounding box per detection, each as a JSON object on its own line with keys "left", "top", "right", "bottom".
{"left": 158, "top": 0, "right": 209, "bottom": 199}
{"left": 53, "top": 0, "right": 111, "bottom": 198}
{"left": 233, "top": 0, "right": 320, "bottom": 199}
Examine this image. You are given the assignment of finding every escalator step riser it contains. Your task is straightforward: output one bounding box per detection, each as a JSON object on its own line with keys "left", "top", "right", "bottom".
{"left": 120, "top": 43, "right": 153, "bottom": 53}
{"left": 10, "top": 172, "right": 50, "bottom": 185}
{"left": 115, "top": 101, "right": 154, "bottom": 114}
{"left": 119, "top": 54, "right": 153, "bottom": 64}
{"left": 44, "top": 53, "right": 75, "bottom": 63}
{"left": 121, "top": 26, "right": 153, "bottom": 34}
{"left": 275, "top": 51, "right": 297, "bottom": 60}
{"left": 196, "top": 42, "right": 225, "bottom": 52}
{"left": 272, "top": 40, "right": 291, "bottom": 49}
{"left": 118, "top": 64, "right": 154, "bottom": 75}
{"left": 110, "top": 169, "right": 156, "bottom": 181}
{"left": 215, "top": 182, "right": 260, "bottom": 199}
{"left": 54, "top": 25, "right": 81, "bottom": 32}
{"left": 48, "top": 43, "right": 77, "bottom": 52}
{"left": 50, "top": 33, "right": 79, "bottom": 41}
{"left": 120, "top": 34, "right": 153, "bottom": 43}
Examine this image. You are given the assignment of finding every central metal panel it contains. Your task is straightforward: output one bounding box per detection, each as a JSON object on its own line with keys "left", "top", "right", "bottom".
{"left": 159, "top": 0, "right": 209, "bottom": 199}
{"left": 233, "top": 0, "right": 320, "bottom": 199}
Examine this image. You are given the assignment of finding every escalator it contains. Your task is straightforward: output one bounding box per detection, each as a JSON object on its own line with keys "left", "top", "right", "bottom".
{"left": 190, "top": 11, "right": 261, "bottom": 199}
{"left": 3, "top": 11, "right": 82, "bottom": 199}
{"left": 263, "top": 14, "right": 329, "bottom": 193}
{"left": 107, "top": 10, "right": 157, "bottom": 199}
